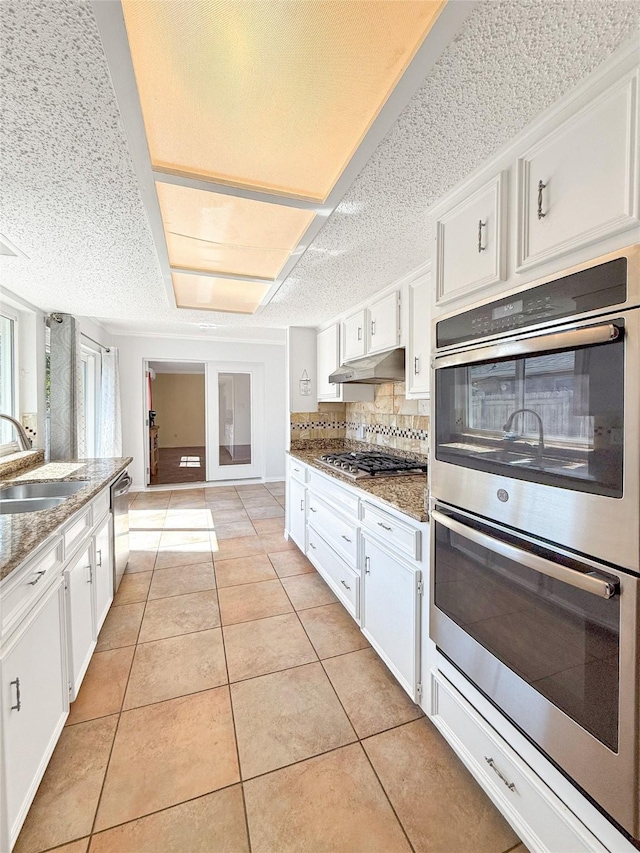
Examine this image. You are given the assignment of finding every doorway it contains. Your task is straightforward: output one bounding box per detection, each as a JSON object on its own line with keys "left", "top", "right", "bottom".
{"left": 147, "top": 361, "right": 207, "bottom": 485}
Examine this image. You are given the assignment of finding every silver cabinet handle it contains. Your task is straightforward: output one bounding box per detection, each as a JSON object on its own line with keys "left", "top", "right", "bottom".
{"left": 357, "top": 326, "right": 362, "bottom": 341}
{"left": 340, "top": 579, "right": 351, "bottom": 590}
{"left": 300, "top": 499, "right": 304, "bottom": 511}
{"left": 10, "top": 677, "right": 21, "bottom": 711}
{"left": 414, "top": 356, "right": 420, "bottom": 375}
{"left": 537, "top": 180, "right": 546, "bottom": 219}
{"left": 377, "top": 522, "right": 392, "bottom": 531}
{"left": 478, "top": 219, "right": 486, "bottom": 252}
{"left": 96, "top": 549, "right": 102, "bottom": 567}
{"left": 27, "top": 570, "right": 46, "bottom": 586}
{"left": 87, "top": 564, "right": 93, "bottom": 584}
{"left": 365, "top": 556, "right": 371, "bottom": 574}
{"left": 309, "top": 541, "right": 316, "bottom": 550}
{"left": 293, "top": 467, "right": 300, "bottom": 472}
{"left": 371, "top": 320, "right": 375, "bottom": 336}
{"left": 310, "top": 506, "right": 317, "bottom": 513}
{"left": 341, "top": 534, "right": 351, "bottom": 542}
{"left": 484, "top": 756, "right": 516, "bottom": 792}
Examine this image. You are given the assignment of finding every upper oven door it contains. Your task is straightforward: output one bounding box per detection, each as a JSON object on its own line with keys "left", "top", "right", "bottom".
{"left": 431, "top": 309, "right": 640, "bottom": 571}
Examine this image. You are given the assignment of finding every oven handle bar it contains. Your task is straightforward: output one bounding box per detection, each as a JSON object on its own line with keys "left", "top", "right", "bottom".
{"left": 434, "top": 323, "right": 620, "bottom": 369}
{"left": 431, "top": 510, "right": 618, "bottom": 599}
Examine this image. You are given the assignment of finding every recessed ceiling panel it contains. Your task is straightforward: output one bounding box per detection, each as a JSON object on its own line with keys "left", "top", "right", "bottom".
{"left": 156, "top": 182, "right": 314, "bottom": 280}
{"left": 172, "top": 272, "right": 269, "bottom": 314}
{"left": 122, "top": 0, "right": 445, "bottom": 201}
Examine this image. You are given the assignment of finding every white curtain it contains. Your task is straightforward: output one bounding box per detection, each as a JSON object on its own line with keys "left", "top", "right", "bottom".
{"left": 99, "top": 347, "right": 123, "bottom": 457}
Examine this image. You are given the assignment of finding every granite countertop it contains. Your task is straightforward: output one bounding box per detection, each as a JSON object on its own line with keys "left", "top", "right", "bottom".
{"left": 288, "top": 440, "right": 428, "bottom": 523}
{"left": 0, "top": 457, "right": 133, "bottom": 582}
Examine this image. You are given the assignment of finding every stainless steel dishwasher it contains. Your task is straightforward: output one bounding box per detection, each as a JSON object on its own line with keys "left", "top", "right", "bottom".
{"left": 110, "top": 471, "right": 132, "bottom": 592}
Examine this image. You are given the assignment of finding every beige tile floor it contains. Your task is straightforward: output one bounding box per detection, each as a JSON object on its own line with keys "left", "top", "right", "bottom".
{"left": 15, "top": 482, "right": 527, "bottom": 853}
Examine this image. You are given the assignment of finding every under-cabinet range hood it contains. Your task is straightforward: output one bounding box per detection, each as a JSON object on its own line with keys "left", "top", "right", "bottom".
{"left": 329, "top": 348, "right": 405, "bottom": 384}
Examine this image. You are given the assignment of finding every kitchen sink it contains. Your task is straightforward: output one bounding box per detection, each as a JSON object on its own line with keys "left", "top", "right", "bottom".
{"left": 0, "top": 480, "right": 89, "bottom": 500}
{"left": 0, "top": 497, "right": 67, "bottom": 514}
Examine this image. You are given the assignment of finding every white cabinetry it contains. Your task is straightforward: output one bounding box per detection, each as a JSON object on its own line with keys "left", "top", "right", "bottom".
{"left": 361, "top": 534, "right": 422, "bottom": 700}
{"left": 317, "top": 324, "right": 373, "bottom": 402}
{"left": 433, "top": 171, "right": 508, "bottom": 308}
{"left": 342, "top": 310, "right": 366, "bottom": 361}
{"left": 93, "top": 514, "right": 113, "bottom": 634}
{"left": 1, "top": 578, "right": 68, "bottom": 852}
{"left": 368, "top": 291, "right": 400, "bottom": 354}
{"left": 288, "top": 476, "right": 307, "bottom": 552}
{"left": 517, "top": 70, "right": 639, "bottom": 272}
{"left": 406, "top": 274, "right": 431, "bottom": 398}
{"left": 65, "top": 544, "right": 96, "bottom": 700}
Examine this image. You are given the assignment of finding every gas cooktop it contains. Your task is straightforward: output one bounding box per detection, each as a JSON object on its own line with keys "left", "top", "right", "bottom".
{"left": 315, "top": 451, "right": 427, "bottom": 481}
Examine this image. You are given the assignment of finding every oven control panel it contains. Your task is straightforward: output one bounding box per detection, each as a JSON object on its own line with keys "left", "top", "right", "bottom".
{"left": 437, "top": 257, "right": 627, "bottom": 349}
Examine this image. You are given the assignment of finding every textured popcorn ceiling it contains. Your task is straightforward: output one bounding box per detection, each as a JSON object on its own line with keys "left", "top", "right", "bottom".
{"left": 1, "top": 0, "right": 638, "bottom": 336}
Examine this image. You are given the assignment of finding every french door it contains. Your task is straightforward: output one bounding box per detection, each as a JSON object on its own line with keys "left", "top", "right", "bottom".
{"left": 206, "top": 364, "right": 264, "bottom": 481}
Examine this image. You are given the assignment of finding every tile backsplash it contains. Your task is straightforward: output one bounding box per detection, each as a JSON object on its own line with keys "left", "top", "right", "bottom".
{"left": 290, "top": 384, "right": 429, "bottom": 457}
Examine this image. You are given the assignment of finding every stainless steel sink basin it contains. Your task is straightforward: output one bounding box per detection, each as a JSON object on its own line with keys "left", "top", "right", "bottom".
{"left": 0, "top": 497, "right": 66, "bottom": 514}
{"left": 0, "top": 480, "right": 89, "bottom": 500}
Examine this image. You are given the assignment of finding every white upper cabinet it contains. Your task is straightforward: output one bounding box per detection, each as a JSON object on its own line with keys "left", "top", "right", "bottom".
{"left": 516, "top": 70, "right": 640, "bottom": 272}
{"left": 317, "top": 324, "right": 341, "bottom": 400}
{"left": 368, "top": 291, "right": 400, "bottom": 354}
{"left": 407, "top": 274, "right": 431, "bottom": 398}
{"left": 433, "top": 171, "right": 508, "bottom": 308}
{"left": 342, "top": 310, "right": 367, "bottom": 361}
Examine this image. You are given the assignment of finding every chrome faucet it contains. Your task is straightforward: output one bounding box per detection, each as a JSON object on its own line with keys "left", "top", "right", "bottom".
{"left": 503, "top": 408, "right": 545, "bottom": 461}
{"left": 0, "top": 413, "right": 32, "bottom": 451}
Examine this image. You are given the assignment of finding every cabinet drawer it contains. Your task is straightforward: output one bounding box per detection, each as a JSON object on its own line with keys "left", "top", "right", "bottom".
{"left": 308, "top": 469, "right": 359, "bottom": 518}
{"left": 307, "top": 527, "right": 359, "bottom": 619}
{"left": 92, "top": 487, "right": 110, "bottom": 523}
{"left": 1, "top": 539, "right": 64, "bottom": 637}
{"left": 307, "top": 492, "right": 358, "bottom": 568}
{"left": 288, "top": 457, "right": 307, "bottom": 484}
{"left": 431, "top": 671, "right": 606, "bottom": 853}
{"left": 361, "top": 502, "right": 420, "bottom": 561}
{"left": 63, "top": 506, "right": 93, "bottom": 555}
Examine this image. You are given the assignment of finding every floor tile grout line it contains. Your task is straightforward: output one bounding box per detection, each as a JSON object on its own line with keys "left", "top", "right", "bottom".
{"left": 360, "top": 741, "right": 417, "bottom": 853}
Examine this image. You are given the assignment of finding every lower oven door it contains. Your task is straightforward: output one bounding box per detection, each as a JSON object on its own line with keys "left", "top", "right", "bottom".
{"left": 430, "top": 503, "right": 640, "bottom": 837}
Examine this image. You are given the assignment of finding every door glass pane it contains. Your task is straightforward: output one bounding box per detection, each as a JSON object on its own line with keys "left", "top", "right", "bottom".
{"left": 435, "top": 332, "right": 624, "bottom": 497}
{"left": 218, "top": 373, "right": 252, "bottom": 466}
{"left": 434, "top": 513, "right": 620, "bottom": 750}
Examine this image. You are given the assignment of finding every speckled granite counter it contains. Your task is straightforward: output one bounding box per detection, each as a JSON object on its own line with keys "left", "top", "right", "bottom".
{"left": 0, "top": 457, "right": 132, "bottom": 581}
{"left": 289, "top": 440, "right": 428, "bottom": 522}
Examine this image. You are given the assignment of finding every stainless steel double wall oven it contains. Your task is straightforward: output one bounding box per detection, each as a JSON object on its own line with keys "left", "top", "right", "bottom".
{"left": 429, "top": 245, "right": 640, "bottom": 839}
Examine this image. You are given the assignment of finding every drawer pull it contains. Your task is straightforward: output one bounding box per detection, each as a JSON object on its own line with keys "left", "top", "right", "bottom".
{"left": 341, "top": 535, "right": 351, "bottom": 543}
{"left": 310, "top": 506, "right": 317, "bottom": 513}
{"left": 10, "top": 677, "right": 21, "bottom": 712}
{"left": 377, "top": 522, "right": 393, "bottom": 531}
{"left": 294, "top": 467, "right": 300, "bottom": 472}
{"left": 484, "top": 756, "right": 516, "bottom": 792}
{"left": 309, "top": 542, "right": 316, "bottom": 550}
{"left": 537, "top": 180, "right": 547, "bottom": 219}
{"left": 340, "top": 579, "right": 351, "bottom": 591}
{"left": 27, "top": 570, "right": 46, "bottom": 586}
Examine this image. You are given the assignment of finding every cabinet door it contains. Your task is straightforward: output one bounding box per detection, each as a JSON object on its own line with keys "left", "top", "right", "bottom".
{"left": 368, "top": 291, "right": 400, "bottom": 354}
{"left": 317, "top": 325, "right": 340, "bottom": 401}
{"left": 65, "top": 545, "right": 96, "bottom": 699}
{"left": 407, "top": 277, "right": 431, "bottom": 397}
{"left": 94, "top": 515, "right": 113, "bottom": 633}
{"left": 434, "top": 172, "right": 507, "bottom": 307}
{"left": 342, "top": 311, "right": 366, "bottom": 361}
{"left": 288, "top": 477, "right": 306, "bottom": 552}
{"left": 362, "top": 535, "right": 421, "bottom": 700}
{"left": 1, "top": 579, "right": 67, "bottom": 850}
{"left": 517, "top": 72, "right": 639, "bottom": 271}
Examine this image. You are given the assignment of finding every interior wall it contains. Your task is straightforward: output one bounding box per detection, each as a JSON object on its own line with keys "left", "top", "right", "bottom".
{"left": 115, "top": 334, "right": 286, "bottom": 488}
{"left": 153, "top": 373, "right": 205, "bottom": 448}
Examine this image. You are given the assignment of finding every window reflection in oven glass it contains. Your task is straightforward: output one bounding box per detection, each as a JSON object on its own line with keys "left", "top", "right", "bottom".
{"left": 434, "top": 522, "right": 620, "bottom": 751}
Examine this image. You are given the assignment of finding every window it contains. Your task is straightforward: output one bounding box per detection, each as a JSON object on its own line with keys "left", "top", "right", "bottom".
{"left": 0, "top": 312, "right": 17, "bottom": 453}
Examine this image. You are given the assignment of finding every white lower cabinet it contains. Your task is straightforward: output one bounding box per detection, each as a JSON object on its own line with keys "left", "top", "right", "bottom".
{"left": 1, "top": 578, "right": 68, "bottom": 852}
{"left": 361, "top": 533, "right": 422, "bottom": 701}
{"left": 288, "top": 476, "right": 307, "bottom": 552}
{"left": 65, "top": 544, "right": 96, "bottom": 701}
{"left": 93, "top": 514, "right": 113, "bottom": 634}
